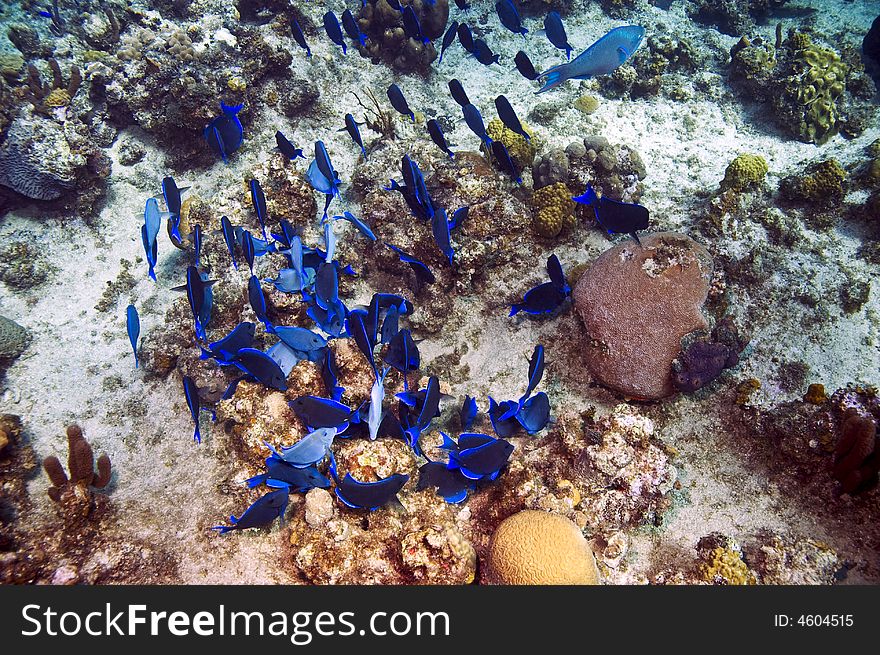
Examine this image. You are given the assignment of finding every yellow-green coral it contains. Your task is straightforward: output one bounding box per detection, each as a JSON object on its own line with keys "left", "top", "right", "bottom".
{"left": 532, "top": 183, "right": 576, "bottom": 238}
{"left": 721, "top": 154, "right": 768, "bottom": 191}
{"left": 700, "top": 547, "right": 757, "bottom": 585}
{"left": 485, "top": 118, "right": 538, "bottom": 169}
{"left": 784, "top": 159, "right": 846, "bottom": 202}
{"left": 791, "top": 43, "right": 849, "bottom": 145}
{"left": 574, "top": 95, "right": 599, "bottom": 114}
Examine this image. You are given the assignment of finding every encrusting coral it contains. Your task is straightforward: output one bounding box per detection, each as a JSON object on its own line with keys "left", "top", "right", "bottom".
{"left": 486, "top": 510, "right": 599, "bottom": 585}
{"left": 531, "top": 182, "right": 576, "bottom": 238}
{"left": 43, "top": 424, "right": 112, "bottom": 512}
{"left": 780, "top": 159, "right": 847, "bottom": 203}
{"left": 721, "top": 153, "right": 768, "bottom": 191}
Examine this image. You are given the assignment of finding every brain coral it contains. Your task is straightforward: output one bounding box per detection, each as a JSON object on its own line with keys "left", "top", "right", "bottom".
{"left": 486, "top": 510, "right": 599, "bottom": 585}
{"left": 573, "top": 232, "right": 714, "bottom": 400}
{"left": 721, "top": 153, "right": 768, "bottom": 191}
{"left": 0, "top": 114, "right": 79, "bottom": 200}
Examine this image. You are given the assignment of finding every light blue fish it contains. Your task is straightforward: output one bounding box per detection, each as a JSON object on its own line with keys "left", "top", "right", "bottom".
{"left": 272, "top": 326, "right": 328, "bottom": 353}
{"left": 367, "top": 368, "right": 389, "bottom": 441}
{"left": 264, "top": 427, "right": 337, "bottom": 468}
{"left": 267, "top": 341, "right": 305, "bottom": 376}
{"left": 537, "top": 25, "right": 645, "bottom": 93}
{"left": 143, "top": 197, "right": 167, "bottom": 253}
{"left": 264, "top": 268, "right": 306, "bottom": 293}
{"left": 323, "top": 219, "right": 336, "bottom": 263}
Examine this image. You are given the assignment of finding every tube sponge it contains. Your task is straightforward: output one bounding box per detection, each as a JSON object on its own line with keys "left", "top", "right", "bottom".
{"left": 486, "top": 510, "right": 599, "bottom": 585}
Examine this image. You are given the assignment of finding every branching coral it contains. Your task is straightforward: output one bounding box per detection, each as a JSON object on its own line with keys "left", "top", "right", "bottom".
{"left": 43, "top": 425, "right": 112, "bottom": 502}
{"left": 24, "top": 59, "right": 81, "bottom": 115}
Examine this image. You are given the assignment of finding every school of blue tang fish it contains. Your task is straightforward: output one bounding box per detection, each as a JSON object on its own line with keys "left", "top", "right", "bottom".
{"left": 121, "top": 1, "right": 649, "bottom": 535}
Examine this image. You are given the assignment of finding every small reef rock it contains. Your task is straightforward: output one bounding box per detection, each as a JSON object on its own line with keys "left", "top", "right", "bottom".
{"left": 573, "top": 233, "right": 714, "bottom": 400}
{"left": 0, "top": 315, "right": 30, "bottom": 367}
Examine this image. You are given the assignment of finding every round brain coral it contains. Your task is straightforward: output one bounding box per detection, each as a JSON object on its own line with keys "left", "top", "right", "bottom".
{"left": 573, "top": 232, "right": 714, "bottom": 400}
{"left": 486, "top": 510, "right": 600, "bottom": 585}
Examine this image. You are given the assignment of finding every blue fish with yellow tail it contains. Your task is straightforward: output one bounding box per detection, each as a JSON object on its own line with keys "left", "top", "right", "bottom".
{"left": 537, "top": 25, "right": 645, "bottom": 93}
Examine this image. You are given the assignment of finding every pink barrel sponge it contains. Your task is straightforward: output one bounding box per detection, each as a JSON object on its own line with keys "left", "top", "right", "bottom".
{"left": 573, "top": 232, "right": 714, "bottom": 400}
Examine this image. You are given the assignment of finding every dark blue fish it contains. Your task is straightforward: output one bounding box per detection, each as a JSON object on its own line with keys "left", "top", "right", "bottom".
{"left": 341, "top": 113, "right": 367, "bottom": 160}
{"left": 161, "top": 176, "right": 186, "bottom": 230}
{"left": 235, "top": 227, "right": 275, "bottom": 258}
{"left": 192, "top": 223, "right": 203, "bottom": 268}
{"left": 448, "top": 78, "right": 470, "bottom": 107}
{"left": 417, "top": 461, "right": 471, "bottom": 504}
{"left": 290, "top": 18, "right": 311, "bottom": 57}
{"left": 372, "top": 293, "right": 414, "bottom": 316}
{"left": 387, "top": 84, "right": 415, "bottom": 122}
{"left": 573, "top": 184, "right": 649, "bottom": 244}
{"left": 385, "top": 243, "right": 435, "bottom": 288}
{"left": 495, "top": 95, "right": 529, "bottom": 141}
{"left": 307, "top": 297, "right": 347, "bottom": 338}
{"left": 454, "top": 0, "right": 470, "bottom": 8}
{"left": 321, "top": 349, "right": 345, "bottom": 402}
{"left": 547, "top": 253, "right": 570, "bottom": 295}
{"left": 314, "top": 140, "right": 342, "bottom": 199}
{"left": 341, "top": 9, "right": 367, "bottom": 47}
{"left": 247, "top": 459, "right": 330, "bottom": 491}
{"left": 177, "top": 265, "right": 215, "bottom": 340}
{"left": 404, "top": 376, "right": 440, "bottom": 454}
{"left": 514, "top": 50, "right": 539, "bottom": 80}
{"left": 182, "top": 375, "right": 204, "bottom": 443}
{"left": 232, "top": 348, "right": 288, "bottom": 391}
{"left": 200, "top": 322, "right": 256, "bottom": 364}
{"left": 290, "top": 396, "right": 359, "bottom": 431}
{"left": 515, "top": 391, "right": 550, "bottom": 433}
{"left": 439, "top": 432, "right": 496, "bottom": 453}
{"left": 126, "top": 304, "right": 139, "bottom": 368}
{"left": 248, "top": 275, "right": 272, "bottom": 331}
{"left": 462, "top": 103, "right": 491, "bottom": 147}
{"left": 384, "top": 328, "right": 420, "bottom": 381}
{"left": 448, "top": 206, "right": 468, "bottom": 231}
{"left": 472, "top": 38, "right": 500, "bottom": 65}
{"left": 431, "top": 207, "right": 454, "bottom": 265}
{"left": 276, "top": 131, "right": 305, "bottom": 161}
{"left": 544, "top": 11, "right": 572, "bottom": 60}
{"left": 386, "top": 0, "right": 403, "bottom": 10}
{"left": 456, "top": 24, "right": 474, "bottom": 53}
{"left": 249, "top": 179, "right": 269, "bottom": 241}
{"left": 346, "top": 310, "right": 378, "bottom": 379}
{"left": 272, "top": 326, "right": 327, "bottom": 353}
{"left": 509, "top": 281, "right": 566, "bottom": 316}
{"left": 522, "top": 344, "right": 545, "bottom": 401}
{"left": 487, "top": 396, "right": 521, "bottom": 437}
{"left": 427, "top": 119, "right": 454, "bottom": 158}
{"left": 329, "top": 454, "right": 408, "bottom": 510}
{"left": 211, "top": 488, "right": 289, "bottom": 534}
{"left": 380, "top": 305, "right": 400, "bottom": 344}
{"left": 439, "top": 20, "right": 459, "bottom": 62}
{"left": 141, "top": 224, "right": 158, "bottom": 281}
{"left": 242, "top": 229, "right": 256, "bottom": 273}
{"left": 221, "top": 215, "right": 238, "bottom": 269}
{"left": 323, "top": 11, "right": 347, "bottom": 54}
{"left": 204, "top": 102, "right": 244, "bottom": 163}
{"left": 495, "top": 0, "right": 527, "bottom": 37}
{"left": 445, "top": 432, "right": 514, "bottom": 480}
{"left": 315, "top": 261, "right": 339, "bottom": 311}
{"left": 460, "top": 395, "right": 477, "bottom": 430}
{"left": 333, "top": 211, "right": 376, "bottom": 241}
{"left": 402, "top": 6, "right": 428, "bottom": 44}
{"left": 491, "top": 141, "right": 521, "bottom": 184}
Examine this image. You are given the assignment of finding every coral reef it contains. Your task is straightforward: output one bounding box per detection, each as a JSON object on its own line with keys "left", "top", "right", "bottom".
{"left": 832, "top": 409, "right": 878, "bottom": 494}
{"left": 601, "top": 34, "right": 700, "bottom": 99}
{"left": 573, "top": 233, "right": 714, "bottom": 400}
{"left": 720, "top": 153, "right": 768, "bottom": 191}
{"left": 696, "top": 534, "right": 756, "bottom": 584}
{"left": 0, "top": 114, "right": 78, "bottom": 200}
{"left": 24, "top": 59, "right": 81, "bottom": 115}
{"left": 671, "top": 316, "right": 749, "bottom": 392}
{"left": 484, "top": 118, "right": 538, "bottom": 171}
{"left": 780, "top": 158, "right": 846, "bottom": 204}
{"left": 0, "top": 239, "right": 55, "bottom": 290}
{"left": 0, "top": 314, "right": 30, "bottom": 366}
{"left": 357, "top": 0, "right": 449, "bottom": 73}
{"left": 531, "top": 182, "right": 576, "bottom": 238}
{"left": 486, "top": 510, "right": 599, "bottom": 585}
{"left": 690, "top": 0, "right": 789, "bottom": 36}
{"left": 42, "top": 425, "right": 112, "bottom": 521}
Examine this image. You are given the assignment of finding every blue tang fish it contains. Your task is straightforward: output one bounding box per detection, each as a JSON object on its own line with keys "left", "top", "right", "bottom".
{"left": 431, "top": 207, "right": 454, "bottom": 265}
{"left": 537, "top": 25, "right": 645, "bottom": 93}
{"left": 427, "top": 119, "right": 454, "bottom": 158}
{"left": 572, "top": 184, "right": 649, "bottom": 244}
{"left": 448, "top": 78, "right": 470, "bottom": 107}
{"left": 460, "top": 394, "right": 477, "bottom": 430}
{"left": 341, "top": 9, "right": 367, "bottom": 47}
{"left": 341, "top": 113, "right": 367, "bottom": 160}
{"left": 347, "top": 309, "right": 378, "bottom": 378}
{"left": 272, "top": 326, "right": 327, "bottom": 353}
{"left": 329, "top": 454, "right": 409, "bottom": 510}
{"left": 462, "top": 103, "right": 491, "bottom": 147}
{"left": 174, "top": 265, "right": 216, "bottom": 340}
{"left": 387, "top": 84, "right": 415, "bottom": 122}
{"left": 290, "top": 18, "right": 311, "bottom": 57}
{"left": 417, "top": 461, "right": 472, "bottom": 504}
{"left": 402, "top": 6, "right": 428, "bottom": 44}
{"left": 495, "top": 0, "right": 527, "bottom": 37}
{"left": 472, "top": 38, "right": 500, "bottom": 65}
{"left": 384, "top": 328, "right": 419, "bottom": 382}
{"left": 192, "top": 223, "right": 203, "bottom": 268}
{"left": 444, "top": 432, "right": 514, "bottom": 480}
{"left": 249, "top": 178, "right": 268, "bottom": 241}
{"left": 332, "top": 211, "right": 376, "bottom": 241}
{"left": 276, "top": 131, "right": 305, "bottom": 161}
{"left": 161, "top": 176, "right": 187, "bottom": 243}
{"left": 321, "top": 348, "right": 345, "bottom": 402}
{"left": 126, "top": 304, "right": 139, "bottom": 368}
{"left": 290, "top": 396, "right": 360, "bottom": 432}
{"left": 266, "top": 341, "right": 304, "bottom": 376}
{"left": 211, "top": 488, "right": 289, "bottom": 534}
{"left": 544, "top": 11, "right": 572, "bottom": 60}
{"left": 265, "top": 268, "right": 306, "bottom": 293}
{"left": 200, "top": 321, "right": 256, "bottom": 365}
{"left": 515, "top": 391, "right": 550, "bottom": 433}
{"left": 494, "top": 95, "right": 529, "bottom": 141}
{"left": 263, "top": 427, "right": 336, "bottom": 468}
{"left": 449, "top": 206, "right": 468, "bottom": 231}
{"left": 491, "top": 141, "right": 521, "bottom": 184}
{"left": 510, "top": 253, "right": 571, "bottom": 316}
{"left": 514, "top": 50, "right": 539, "bottom": 80}
{"left": 440, "top": 20, "right": 459, "bottom": 62}
{"left": 182, "top": 375, "right": 204, "bottom": 443}
{"left": 456, "top": 24, "right": 474, "bottom": 53}
{"left": 204, "top": 102, "right": 244, "bottom": 163}
{"left": 220, "top": 215, "right": 238, "bottom": 269}
{"left": 247, "top": 458, "right": 330, "bottom": 492}
{"left": 323, "top": 11, "right": 347, "bottom": 54}
{"left": 232, "top": 348, "right": 288, "bottom": 391}
{"left": 367, "top": 368, "right": 389, "bottom": 441}
{"left": 248, "top": 275, "right": 272, "bottom": 331}
{"left": 381, "top": 305, "right": 400, "bottom": 344}
{"left": 385, "top": 243, "right": 436, "bottom": 289}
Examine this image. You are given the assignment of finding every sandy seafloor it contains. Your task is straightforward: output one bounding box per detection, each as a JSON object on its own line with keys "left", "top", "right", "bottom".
{"left": 0, "top": 0, "right": 879, "bottom": 584}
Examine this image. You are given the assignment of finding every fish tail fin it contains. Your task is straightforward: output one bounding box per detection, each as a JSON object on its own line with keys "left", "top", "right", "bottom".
{"left": 536, "top": 65, "right": 565, "bottom": 93}
{"left": 245, "top": 474, "right": 266, "bottom": 488}
{"left": 193, "top": 426, "right": 201, "bottom": 444}
{"left": 440, "top": 431, "right": 457, "bottom": 450}
{"left": 210, "top": 525, "right": 233, "bottom": 534}
{"left": 509, "top": 305, "right": 521, "bottom": 317}
{"left": 220, "top": 102, "right": 243, "bottom": 117}
{"left": 631, "top": 231, "right": 643, "bottom": 247}
{"left": 342, "top": 43, "right": 347, "bottom": 55}
{"left": 306, "top": 48, "right": 312, "bottom": 57}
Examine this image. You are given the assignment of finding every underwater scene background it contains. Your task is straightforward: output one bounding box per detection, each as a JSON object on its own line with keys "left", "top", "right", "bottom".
{"left": 0, "top": 0, "right": 878, "bottom": 585}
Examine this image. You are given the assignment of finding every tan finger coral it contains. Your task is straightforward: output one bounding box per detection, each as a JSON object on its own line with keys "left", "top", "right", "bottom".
{"left": 486, "top": 510, "right": 600, "bottom": 585}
